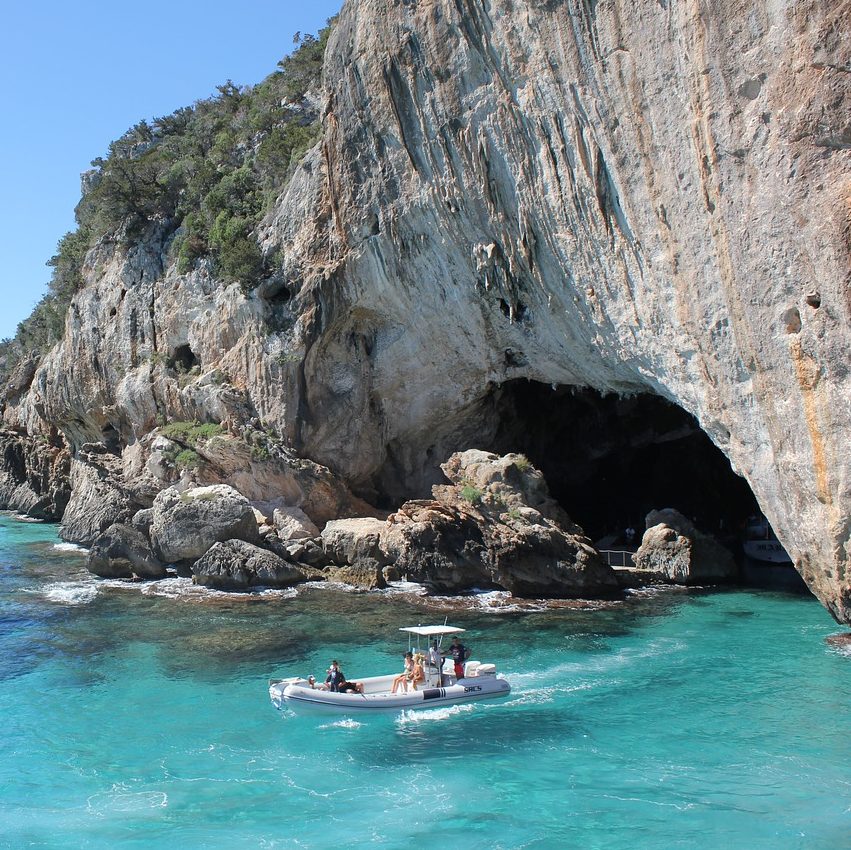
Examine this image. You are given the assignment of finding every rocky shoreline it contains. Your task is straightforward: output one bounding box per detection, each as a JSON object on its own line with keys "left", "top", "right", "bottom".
{"left": 0, "top": 428, "right": 747, "bottom": 598}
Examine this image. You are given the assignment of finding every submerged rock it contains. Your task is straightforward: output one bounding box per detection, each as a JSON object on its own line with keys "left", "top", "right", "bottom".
{"left": 150, "top": 484, "right": 261, "bottom": 563}
{"left": 87, "top": 522, "right": 166, "bottom": 579}
{"left": 634, "top": 508, "right": 738, "bottom": 585}
{"left": 192, "top": 539, "right": 305, "bottom": 590}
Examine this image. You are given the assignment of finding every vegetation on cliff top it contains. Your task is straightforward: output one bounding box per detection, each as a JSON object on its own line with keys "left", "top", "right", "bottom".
{"left": 0, "top": 20, "right": 335, "bottom": 387}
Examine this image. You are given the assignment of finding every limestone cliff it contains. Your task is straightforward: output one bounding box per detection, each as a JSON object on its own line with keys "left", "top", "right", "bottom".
{"left": 2, "top": 1, "right": 849, "bottom": 620}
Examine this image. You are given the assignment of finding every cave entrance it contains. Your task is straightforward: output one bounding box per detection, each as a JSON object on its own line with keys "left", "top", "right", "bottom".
{"left": 485, "top": 381, "right": 760, "bottom": 546}
{"left": 168, "top": 344, "right": 198, "bottom": 373}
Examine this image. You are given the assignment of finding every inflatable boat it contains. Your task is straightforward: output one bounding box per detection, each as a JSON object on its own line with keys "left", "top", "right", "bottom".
{"left": 269, "top": 625, "right": 511, "bottom": 714}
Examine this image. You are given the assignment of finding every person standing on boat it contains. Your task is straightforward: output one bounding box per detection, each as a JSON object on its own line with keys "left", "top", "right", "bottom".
{"left": 450, "top": 636, "right": 468, "bottom": 680}
{"left": 325, "top": 660, "right": 345, "bottom": 692}
{"left": 427, "top": 640, "right": 444, "bottom": 686}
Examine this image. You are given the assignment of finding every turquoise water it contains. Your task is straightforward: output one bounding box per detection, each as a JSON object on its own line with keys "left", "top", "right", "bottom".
{"left": 1, "top": 513, "right": 849, "bottom": 849}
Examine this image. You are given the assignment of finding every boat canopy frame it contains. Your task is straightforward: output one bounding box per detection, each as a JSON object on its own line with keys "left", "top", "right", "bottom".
{"left": 399, "top": 625, "right": 465, "bottom": 654}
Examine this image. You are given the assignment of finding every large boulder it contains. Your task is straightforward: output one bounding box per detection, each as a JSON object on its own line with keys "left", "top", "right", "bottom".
{"left": 192, "top": 539, "right": 306, "bottom": 590}
{"left": 150, "top": 484, "right": 261, "bottom": 564}
{"left": 130, "top": 508, "right": 154, "bottom": 537}
{"left": 634, "top": 508, "right": 738, "bottom": 585}
{"left": 321, "top": 517, "right": 390, "bottom": 566}
{"left": 87, "top": 522, "right": 166, "bottom": 579}
{"left": 382, "top": 451, "right": 618, "bottom": 598}
{"left": 274, "top": 506, "right": 320, "bottom": 542}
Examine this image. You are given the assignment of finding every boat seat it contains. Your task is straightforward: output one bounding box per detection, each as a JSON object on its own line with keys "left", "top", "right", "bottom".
{"left": 464, "top": 661, "right": 481, "bottom": 677}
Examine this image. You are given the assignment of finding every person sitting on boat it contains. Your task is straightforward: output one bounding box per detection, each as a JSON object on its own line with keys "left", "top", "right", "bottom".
{"left": 450, "top": 636, "right": 468, "bottom": 680}
{"left": 410, "top": 653, "right": 426, "bottom": 690}
{"left": 338, "top": 676, "right": 365, "bottom": 695}
{"left": 427, "top": 640, "right": 443, "bottom": 685}
{"left": 391, "top": 651, "right": 414, "bottom": 694}
{"left": 325, "top": 660, "right": 346, "bottom": 692}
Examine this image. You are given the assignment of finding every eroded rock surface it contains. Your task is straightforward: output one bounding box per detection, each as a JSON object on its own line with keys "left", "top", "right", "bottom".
{"left": 0, "top": 430, "right": 70, "bottom": 519}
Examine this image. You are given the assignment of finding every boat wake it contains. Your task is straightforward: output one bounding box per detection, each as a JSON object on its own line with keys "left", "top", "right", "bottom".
{"left": 318, "top": 718, "right": 363, "bottom": 730}
{"left": 396, "top": 703, "right": 476, "bottom": 725}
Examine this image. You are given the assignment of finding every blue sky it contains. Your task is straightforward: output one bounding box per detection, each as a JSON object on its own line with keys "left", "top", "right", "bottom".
{"left": 0, "top": 0, "right": 341, "bottom": 341}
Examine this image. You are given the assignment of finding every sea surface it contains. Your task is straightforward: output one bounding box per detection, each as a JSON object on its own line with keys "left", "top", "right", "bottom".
{"left": 1, "top": 512, "right": 849, "bottom": 849}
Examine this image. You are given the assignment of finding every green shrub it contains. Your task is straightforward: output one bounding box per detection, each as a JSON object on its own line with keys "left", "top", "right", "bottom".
{"left": 513, "top": 454, "right": 532, "bottom": 472}
{"left": 460, "top": 484, "right": 483, "bottom": 504}
{"left": 160, "top": 421, "right": 223, "bottom": 446}
{"left": 174, "top": 449, "right": 200, "bottom": 470}
{"left": 249, "top": 442, "right": 271, "bottom": 461}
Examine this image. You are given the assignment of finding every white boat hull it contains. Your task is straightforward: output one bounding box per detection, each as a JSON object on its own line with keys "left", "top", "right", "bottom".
{"left": 269, "top": 670, "right": 511, "bottom": 714}
{"left": 742, "top": 539, "right": 792, "bottom": 564}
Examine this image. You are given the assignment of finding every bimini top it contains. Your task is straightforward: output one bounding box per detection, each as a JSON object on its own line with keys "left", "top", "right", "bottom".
{"left": 399, "top": 625, "right": 466, "bottom": 636}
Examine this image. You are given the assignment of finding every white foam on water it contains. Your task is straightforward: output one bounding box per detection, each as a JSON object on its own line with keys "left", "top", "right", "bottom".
{"left": 86, "top": 788, "right": 168, "bottom": 815}
{"left": 499, "top": 681, "right": 597, "bottom": 707}
{"left": 41, "top": 581, "right": 99, "bottom": 606}
{"left": 395, "top": 703, "right": 475, "bottom": 725}
{"left": 318, "top": 718, "right": 362, "bottom": 730}
{"left": 52, "top": 542, "right": 88, "bottom": 554}
{"left": 144, "top": 578, "right": 300, "bottom": 601}
{"left": 624, "top": 585, "right": 688, "bottom": 597}
{"left": 504, "top": 638, "right": 686, "bottom": 689}
{"left": 303, "top": 580, "right": 361, "bottom": 593}
{"left": 382, "top": 580, "right": 428, "bottom": 596}
{"left": 9, "top": 514, "right": 44, "bottom": 523}
{"left": 91, "top": 576, "right": 301, "bottom": 602}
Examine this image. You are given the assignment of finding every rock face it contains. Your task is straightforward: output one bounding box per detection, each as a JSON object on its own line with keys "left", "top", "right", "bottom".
{"left": 1, "top": 1, "right": 849, "bottom": 621}
{"left": 0, "top": 430, "right": 70, "bottom": 519}
{"left": 150, "top": 485, "right": 261, "bottom": 564}
{"left": 634, "top": 509, "right": 738, "bottom": 585}
{"left": 192, "top": 539, "right": 306, "bottom": 590}
{"left": 60, "top": 446, "right": 142, "bottom": 545}
{"left": 86, "top": 523, "right": 166, "bottom": 579}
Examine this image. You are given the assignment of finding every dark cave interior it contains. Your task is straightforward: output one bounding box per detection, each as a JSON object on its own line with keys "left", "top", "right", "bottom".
{"left": 484, "top": 380, "right": 761, "bottom": 546}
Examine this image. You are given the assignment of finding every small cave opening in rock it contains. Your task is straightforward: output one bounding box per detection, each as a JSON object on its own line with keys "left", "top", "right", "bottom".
{"left": 101, "top": 424, "right": 121, "bottom": 453}
{"left": 485, "top": 381, "right": 761, "bottom": 547}
{"left": 167, "top": 344, "right": 198, "bottom": 373}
